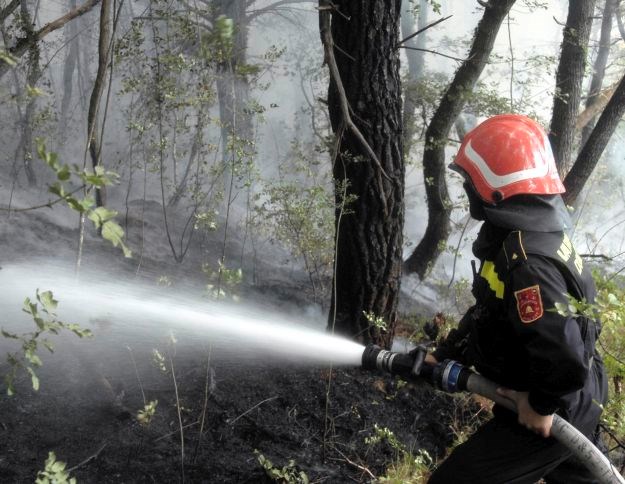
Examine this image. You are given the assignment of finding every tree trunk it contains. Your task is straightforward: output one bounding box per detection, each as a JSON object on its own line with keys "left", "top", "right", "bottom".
{"left": 580, "top": 0, "right": 616, "bottom": 145}
{"left": 0, "top": 0, "right": 101, "bottom": 80}
{"left": 321, "top": 0, "right": 404, "bottom": 347}
{"left": 213, "top": 0, "right": 253, "bottom": 199}
{"left": 548, "top": 0, "right": 597, "bottom": 174}
{"left": 86, "top": 0, "right": 111, "bottom": 208}
{"left": 401, "top": 0, "right": 427, "bottom": 156}
{"left": 563, "top": 72, "right": 625, "bottom": 205}
{"left": 404, "top": 0, "right": 516, "bottom": 280}
{"left": 16, "top": 0, "right": 39, "bottom": 186}
{"left": 61, "top": 0, "right": 79, "bottom": 129}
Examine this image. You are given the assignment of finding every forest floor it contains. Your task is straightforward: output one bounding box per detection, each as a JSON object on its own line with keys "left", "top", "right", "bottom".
{"left": 1, "top": 347, "right": 480, "bottom": 483}
{"left": 0, "top": 195, "right": 480, "bottom": 483}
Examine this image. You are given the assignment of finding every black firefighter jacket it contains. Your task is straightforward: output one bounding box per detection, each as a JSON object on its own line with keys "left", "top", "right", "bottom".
{"left": 433, "top": 223, "right": 607, "bottom": 436}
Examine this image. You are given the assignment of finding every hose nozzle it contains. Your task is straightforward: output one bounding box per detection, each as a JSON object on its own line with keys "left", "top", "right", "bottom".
{"left": 361, "top": 344, "right": 470, "bottom": 392}
{"left": 361, "top": 344, "right": 427, "bottom": 380}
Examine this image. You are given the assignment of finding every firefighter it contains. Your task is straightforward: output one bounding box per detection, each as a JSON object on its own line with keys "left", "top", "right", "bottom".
{"left": 427, "top": 114, "right": 608, "bottom": 483}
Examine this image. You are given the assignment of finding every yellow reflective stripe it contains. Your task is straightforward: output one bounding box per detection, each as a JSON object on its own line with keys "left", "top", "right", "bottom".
{"left": 480, "top": 260, "right": 505, "bottom": 299}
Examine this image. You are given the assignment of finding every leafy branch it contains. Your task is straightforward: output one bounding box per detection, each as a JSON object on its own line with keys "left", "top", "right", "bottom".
{"left": 1, "top": 140, "right": 132, "bottom": 258}
{"left": 2, "top": 290, "right": 92, "bottom": 396}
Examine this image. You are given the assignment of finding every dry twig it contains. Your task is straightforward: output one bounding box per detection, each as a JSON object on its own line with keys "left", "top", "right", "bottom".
{"left": 227, "top": 396, "right": 279, "bottom": 426}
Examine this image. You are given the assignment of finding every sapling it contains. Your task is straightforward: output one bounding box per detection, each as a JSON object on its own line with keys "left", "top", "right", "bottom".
{"left": 2, "top": 289, "right": 92, "bottom": 396}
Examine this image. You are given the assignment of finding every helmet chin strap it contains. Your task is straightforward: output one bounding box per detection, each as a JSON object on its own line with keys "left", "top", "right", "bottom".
{"left": 464, "top": 181, "right": 488, "bottom": 221}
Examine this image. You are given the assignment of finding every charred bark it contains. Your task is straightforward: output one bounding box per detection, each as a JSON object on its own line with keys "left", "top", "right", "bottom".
{"left": 581, "top": 0, "right": 616, "bottom": 145}
{"left": 549, "top": 0, "right": 597, "bottom": 174}
{"left": 404, "top": 0, "right": 516, "bottom": 280}
{"left": 321, "top": 1, "right": 404, "bottom": 347}
{"left": 564, "top": 73, "right": 625, "bottom": 205}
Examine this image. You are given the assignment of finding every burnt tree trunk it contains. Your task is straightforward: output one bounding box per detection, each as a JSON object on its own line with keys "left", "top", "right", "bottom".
{"left": 322, "top": 1, "right": 404, "bottom": 347}
{"left": 404, "top": 0, "right": 516, "bottom": 279}
{"left": 549, "top": 0, "right": 596, "bottom": 174}
{"left": 564, "top": 72, "right": 625, "bottom": 205}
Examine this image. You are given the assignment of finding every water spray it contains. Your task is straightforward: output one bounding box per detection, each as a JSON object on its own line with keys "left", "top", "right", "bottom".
{"left": 361, "top": 344, "right": 625, "bottom": 484}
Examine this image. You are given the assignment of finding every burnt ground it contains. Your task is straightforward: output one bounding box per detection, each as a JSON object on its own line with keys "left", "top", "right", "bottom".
{"left": 1, "top": 348, "right": 478, "bottom": 483}
{"left": 0, "top": 197, "right": 476, "bottom": 483}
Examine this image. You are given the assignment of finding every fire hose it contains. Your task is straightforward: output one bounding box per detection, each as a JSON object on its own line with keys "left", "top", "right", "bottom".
{"left": 361, "top": 344, "right": 625, "bottom": 484}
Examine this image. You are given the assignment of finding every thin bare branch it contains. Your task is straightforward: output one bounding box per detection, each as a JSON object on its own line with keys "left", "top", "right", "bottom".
{"left": 330, "top": 448, "right": 377, "bottom": 480}
{"left": 0, "top": 185, "right": 85, "bottom": 213}
{"left": 399, "top": 45, "right": 467, "bottom": 62}
{"left": 397, "top": 15, "right": 452, "bottom": 47}
{"left": 247, "top": 0, "right": 312, "bottom": 21}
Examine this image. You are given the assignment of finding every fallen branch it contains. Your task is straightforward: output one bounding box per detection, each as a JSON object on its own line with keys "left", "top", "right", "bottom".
{"left": 329, "top": 448, "right": 376, "bottom": 480}
{"left": 227, "top": 396, "right": 279, "bottom": 426}
{"left": 68, "top": 442, "right": 108, "bottom": 472}
{"left": 575, "top": 81, "right": 619, "bottom": 133}
{"left": 154, "top": 421, "right": 200, "bottom": 443}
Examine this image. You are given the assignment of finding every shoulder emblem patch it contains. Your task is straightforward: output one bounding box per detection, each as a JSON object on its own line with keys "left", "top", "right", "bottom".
{"left": 514, "top": 285, "right": 543, "bottom": 324}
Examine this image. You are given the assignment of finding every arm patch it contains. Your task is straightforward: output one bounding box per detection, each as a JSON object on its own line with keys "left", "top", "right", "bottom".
{"left": 514, "top": 285, "right": 543, "bottom": 323}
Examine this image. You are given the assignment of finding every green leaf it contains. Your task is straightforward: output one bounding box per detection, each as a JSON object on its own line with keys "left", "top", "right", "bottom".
{"left": 88, "top": 206, "right": 119, "bottom": 228}
{"left": 45, "top": 151, "right": 59, "bottom": 170}
{"left": 66, "top": 197, "right": 85, "bottom": 213}
{"left": 22, "top": 297, "right": 37, "bottom": 316}
{"left": 1, "top": 329, "right": 18, "bottom": 339}
{"left": 26, "top": 367, "right": 40, "bottom": 391}
{"left": 56, "top": 164, "right": 71, "bottom": 181}
{"left": 26, "top": 85, "right": 45, "bottom": 97}
{"left": 25, "top": 349, "right": 42, "bottom": 367}
{"left": 0, "top": 49, "right": 16, "bottom": 66}
{"left": 50, "top": 460, "right": 66, "bottom": 472}
{"left": 101, "top": 220, "right": 132, "bottom": 258}
{"left": 36, "top": 139, "right": 47, "bottom": 160}
{"left": 33, "top": 316, "right": 45, "bottom": 330}
{"left": 39, "top": 290, "right": 58, "bottom": 312}
{"left": 80, "top": 197, "right": 95, "bottom": 211}
{"left": 48, "top": 182, "right": 65, "bottom": 198}
{"left": 42, "top": 339, "right": 55, "bottom": 353}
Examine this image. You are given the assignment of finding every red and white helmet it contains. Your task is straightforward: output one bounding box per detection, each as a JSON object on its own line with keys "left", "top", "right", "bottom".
{"left": 451, "top": 114, "right": 565, "bottom": 204}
